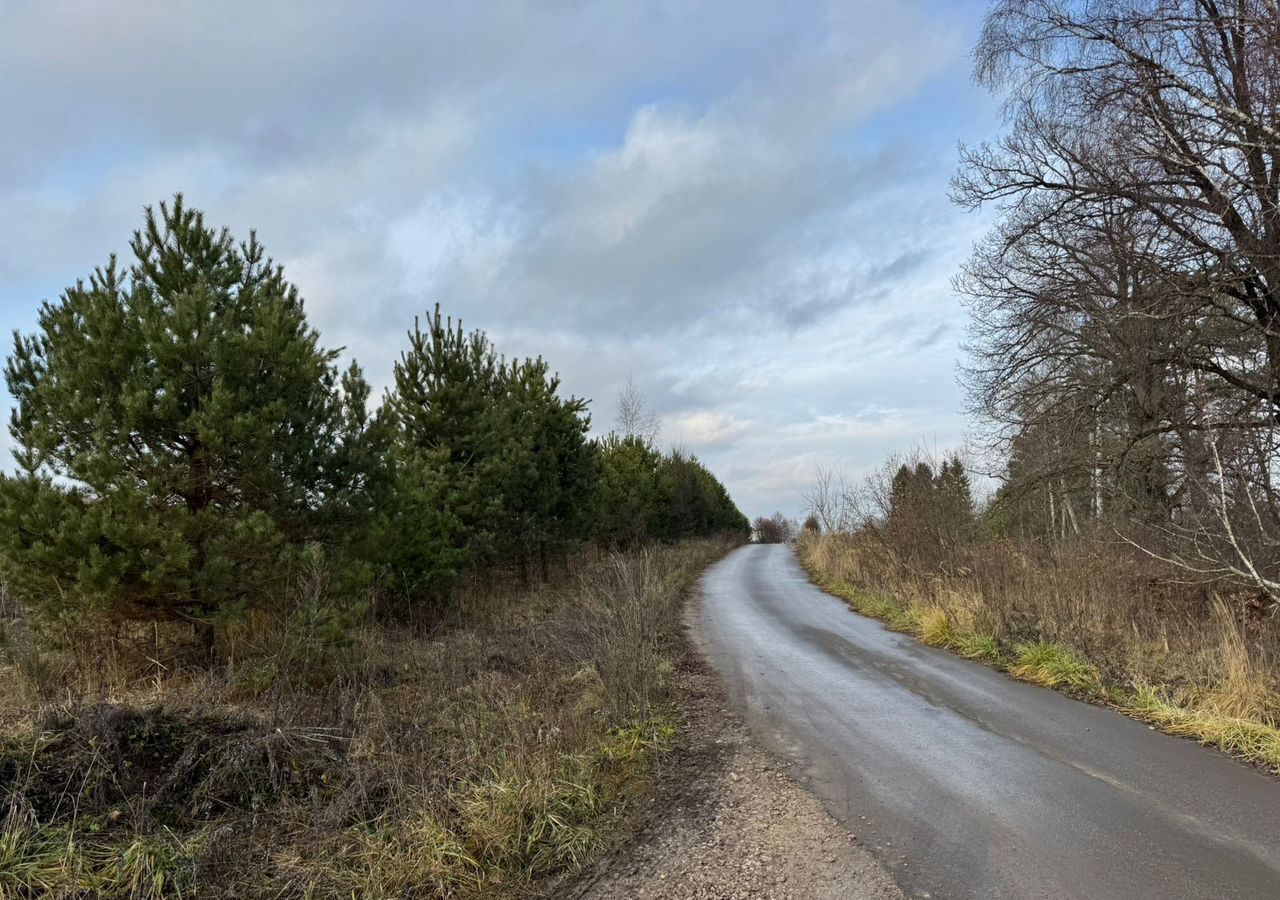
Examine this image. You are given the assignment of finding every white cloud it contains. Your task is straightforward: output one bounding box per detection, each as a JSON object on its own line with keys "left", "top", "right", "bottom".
{"left": 0, "top": 0, "right": 999, "bottom": 517}
{"left": 666, "top": 410, "right": 754, "bottom": 450}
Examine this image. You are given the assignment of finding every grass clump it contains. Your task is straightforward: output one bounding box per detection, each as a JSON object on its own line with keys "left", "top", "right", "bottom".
{"left": 853, "top": 591, "right": 904, "bottom": 622}
{"left": 337, "top": 815, "right": 484, "bottom": 899}
{"left": 1010, "top": 641, "right": 1102, "bottom": 694}
{"left": 101, "top": 832, "right": 194, "bottom": 900}
{"left": 0, "top": 812, "right": 193, "bottom": 900}
{"left": 916, "top": 607, "right": 956, "bottom": 648}
{"left": 823, "top": 579, "right": 907, "bottom": 625}
{"left": 824, "top": 577, "right": 1008, "bottom": 664}
{"left": 0, "top": 814, "right": 82, "bottom": 899}
{"left": 954, "top": 632, "right": 1005, "bottom": 664}
{"left": 916, "top": 608, "right": 1009, "bottom": 666}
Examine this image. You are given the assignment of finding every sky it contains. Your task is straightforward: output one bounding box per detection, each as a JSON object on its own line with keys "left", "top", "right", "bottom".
{"left": 0, "top": 0, "right": 1000, "bottom": 519}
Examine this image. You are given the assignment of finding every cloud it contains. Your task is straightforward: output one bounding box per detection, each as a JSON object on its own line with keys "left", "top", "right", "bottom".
{"left": 417, "top": 8, "right": 961, "bottom": 338}
{"left": 0, "top": 0, "right": 1000, "bottom": 517}
{"left": 666, "top": 411, "right": 754, "bottom": 451}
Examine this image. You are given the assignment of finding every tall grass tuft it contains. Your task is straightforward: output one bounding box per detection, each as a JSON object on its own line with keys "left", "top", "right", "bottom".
{"left": 1010, "top": 641, "right": 1102, "bottom": 693}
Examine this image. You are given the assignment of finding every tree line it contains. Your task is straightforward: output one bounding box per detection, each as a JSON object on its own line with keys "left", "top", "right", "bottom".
{"left": 0, "top": 197, "right": 748, "bottom": 650}
{"left": 950, "top": 0, "right": 1280, "bottom": 604}
{"left": 803, "top": 453, "right": 977, "bottom": 571}
{"left": 752, "top": 512, "right": 801, "bottom": 544}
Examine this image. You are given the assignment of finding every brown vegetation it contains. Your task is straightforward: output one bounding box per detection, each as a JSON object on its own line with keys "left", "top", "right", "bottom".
{"left": 0, "top": 539, "right": 736, "bottom": 898}
{"left": 798, "top": 529, "right": 1280, "bottom": 769}
{"left": 752, "top": 513, "right": 797, "bottom": 545}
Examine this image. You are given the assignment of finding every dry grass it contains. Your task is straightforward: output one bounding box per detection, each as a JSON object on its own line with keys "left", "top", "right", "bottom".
{"left": 1121, "top": 684, "right": 1280, "bottom": 768}
{"left": 0, "top": 538, "right": 735, "bottom": 898}
{"left": 799, "top": 531, "right": 1280, "bottom": 771}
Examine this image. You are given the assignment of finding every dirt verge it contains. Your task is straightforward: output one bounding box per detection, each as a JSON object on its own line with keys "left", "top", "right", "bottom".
{"left": 557, "top": 590, "right": 904, "bottom": 900}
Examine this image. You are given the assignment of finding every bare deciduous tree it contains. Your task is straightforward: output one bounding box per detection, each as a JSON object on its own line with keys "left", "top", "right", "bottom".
{"left": 753, "top": 512, "right": 798, "bottom": 544}
{"left": 616, "top": 374, "right": 661, "bottom": 444}
{"left": 956, "top": 0, "right": 1280, "bottom": 604}
{"left": 800, "top": 466, "right": 860, "bottom": 534}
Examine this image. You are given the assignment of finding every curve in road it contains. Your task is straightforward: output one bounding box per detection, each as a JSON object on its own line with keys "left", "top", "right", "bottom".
{"left": 695, "top": 543, "right": 1280, "bottom": 900}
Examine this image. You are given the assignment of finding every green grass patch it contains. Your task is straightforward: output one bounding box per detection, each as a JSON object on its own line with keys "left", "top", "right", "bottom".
{"left": 1010, "top": 641, "right": 1102, "bottom": 694}
{"left": 823, "top": 578, "right": 910, "bottom": 624}
{"left": 0, "top": 819, "right": 193, "bottom": 900}
{"left": 824, "top": 580, "right": 1008, "bottom": 664}
{"left": 855, "top": 593, "right": 903, "bottom": 620}
{"left": 954, "top": 631, "right": 1006, "bottom": 665}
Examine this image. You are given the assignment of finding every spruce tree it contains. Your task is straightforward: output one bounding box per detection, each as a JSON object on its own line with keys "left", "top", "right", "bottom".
{"left": 0, "top": 196, "right": 363, "bottom": 641}
{"left": 887, "top": 464, "right": 915, "bottom": 536}
{"left": 937, "top": 455, "right": 976, "bottom": 543}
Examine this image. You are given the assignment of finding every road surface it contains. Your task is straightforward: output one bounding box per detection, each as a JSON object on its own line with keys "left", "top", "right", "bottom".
{"left": 695, "top": 543, "right": 1280, "bottom": 900}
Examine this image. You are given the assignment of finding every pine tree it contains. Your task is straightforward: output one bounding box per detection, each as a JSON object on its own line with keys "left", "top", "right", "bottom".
{"left": 491, "top": 356, "right": 598, "bottom": 580}
{"left": 383, "top": 307, "right": 598, "bottom": 589}
{"left": 382, "top": 305, "right": 505, "bottom": 588}
{"left": 596, "top": 439, "right": 746, "bottom": 546}
{"left": 661, "top": 451, "right": 714, "bottom": 540}
{"left": 0, "top": 196, "right": 363, "bottom": 643}
{"left": 597, "top": 434, "right": 667, "bottom": 548}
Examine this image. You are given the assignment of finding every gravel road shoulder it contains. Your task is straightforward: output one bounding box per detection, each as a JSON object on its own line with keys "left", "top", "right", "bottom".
{"left": 558, "top": 590, "right": 904, "bottom": 900}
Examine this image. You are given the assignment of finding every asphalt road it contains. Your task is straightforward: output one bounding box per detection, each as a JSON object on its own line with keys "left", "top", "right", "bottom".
{"left": 694, "top": 543, "right": 1280, "bottom": 900}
